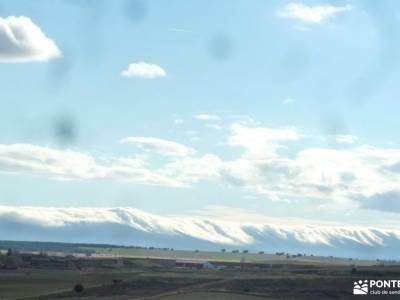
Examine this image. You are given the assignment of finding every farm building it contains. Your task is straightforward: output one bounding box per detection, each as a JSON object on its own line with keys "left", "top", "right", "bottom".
{"left": 175, "top": 260, "right": 216, "bottom": 269}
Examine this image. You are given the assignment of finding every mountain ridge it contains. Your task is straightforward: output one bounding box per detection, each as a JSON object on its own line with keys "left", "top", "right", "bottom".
{"left": 0, "top": 206, "right": 399, "bottom": 260}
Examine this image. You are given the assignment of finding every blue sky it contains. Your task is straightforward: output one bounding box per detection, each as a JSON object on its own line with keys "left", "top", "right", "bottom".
{"left": 1, "top": 0, "right": 400, "bottom": 227}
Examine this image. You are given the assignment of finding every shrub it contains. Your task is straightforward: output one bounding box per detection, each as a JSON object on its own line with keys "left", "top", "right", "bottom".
{"left": 74, "top": 283, "right": 84, "bottom": 294}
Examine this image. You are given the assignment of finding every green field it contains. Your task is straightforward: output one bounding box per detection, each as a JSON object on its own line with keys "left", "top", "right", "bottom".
{"left": 85, "top": 247, "right": 279, "bottom": 263}
{"left": 0, "top": 240, "right": 377, "bottom": 266}
{"left": 85, "top": 246, "right": 375, "bottom": 266}
{"left": 0, "top": 268, "right": 141, "bottom": 300}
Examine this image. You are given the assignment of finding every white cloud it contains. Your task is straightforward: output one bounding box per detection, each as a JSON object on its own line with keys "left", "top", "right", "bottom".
{"left": 0, "top": 144, "right": 182, "bottom": 187}
{"left": 168, "top": 28, "right": 193, "bottom": 34}
{"left": 227, "top": 122, "right": 301, "bottom": 158}
{"left": 0, "top": 144, "right": 98, "bottom": 179}
{"left": 0, "top": 16, "right": 61, "bottom": 63}
{"left": 335, "top": 134, "right": 358, "bottom": 144}
{"left": 120, "top": 137, "right": 195, "bottom": 157}
{"left": 220, "top": 134, "right": 400, "bottom": 209}
{"left": 2, "top": 122, "right": 400, "bottom": 215}
{"left": 206, "top": 124, "right": 223, "bottom": 130}
{"left": 174, "top": 118, "right": 183, "bottom": 125}
{"left": 161, "top": 154, "right": 222, "bottom": 184}
{"left": 194, "top": 114, "right": 220, "bottom": 121}
{"left": 121, "top": 61, "right": 166, "bottom": 79}
{"left": 277, "top": 3, "right": 352, "bottom": 24}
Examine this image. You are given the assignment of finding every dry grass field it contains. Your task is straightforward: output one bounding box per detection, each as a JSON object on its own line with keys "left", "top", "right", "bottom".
{"left": 1, "top": 255, "right": 399, "bottom": 300}
{"left": 1, "top": 242, "right": 398, "bottom": 299}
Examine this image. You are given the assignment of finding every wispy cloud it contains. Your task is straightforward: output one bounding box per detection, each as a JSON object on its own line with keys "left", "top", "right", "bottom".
{"left": 121, "top": 61, "right": 166, "bottom": 79}
{"left": 282, "top": 98, "right": 295, "bottom": 105}
{"left": 120, "top": 137, "right": 195, "bottom": 157}
{"left": 168, "top": 28, "right": 193, "bottom": 34}
{"left": 194, "top": 114, "right": 220, "bottom": 121}
{"left": 206, "top": 124, "right": 223, "bottom": 130}
{"left": 335, "top": 134, "right": 358, "bottom": 144}
{"left": 0, "top": 16, "right": 61, "bottom": 63}
{"left": 277, "top": 2, "right": 352, "bottom": 24}
{"left": 174, "top": 118, "right": 184, "bottom": 125}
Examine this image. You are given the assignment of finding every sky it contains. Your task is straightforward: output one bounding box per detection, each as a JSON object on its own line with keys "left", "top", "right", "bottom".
{"left": 1, "top": 0, "right": 400, "bottom": 229}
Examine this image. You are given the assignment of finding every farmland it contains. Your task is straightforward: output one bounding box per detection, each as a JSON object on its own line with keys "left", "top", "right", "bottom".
{"left": 0, "top": 240, "right": 399, "bottom": 299}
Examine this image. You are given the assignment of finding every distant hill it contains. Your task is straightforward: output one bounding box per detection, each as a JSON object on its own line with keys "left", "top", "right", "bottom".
{"left": 0, "top": 206, "right": 399, "bottom": 260}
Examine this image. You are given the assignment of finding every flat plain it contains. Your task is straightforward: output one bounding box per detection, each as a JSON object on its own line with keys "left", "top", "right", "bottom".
{"left": 0, "top": 241, "right": 398, "bottom": 300}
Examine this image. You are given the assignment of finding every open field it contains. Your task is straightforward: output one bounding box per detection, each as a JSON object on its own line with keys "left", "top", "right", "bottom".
{"left": 2, "top": 255, "right": 400, "bottom": 299}
{"left": 0, "top": 268, "right": 144, "bottom": 300}
{"left": 1, "top": 240, "right": 399, "bottom": 299}
{"left": 0, "top": 240, "right": 382, "bottom": 266}
{"left": 85, "top": 246, "right": 377, "bottom": 266}
{"left": 3, "top": 264, "right": 400, "bottom": 300}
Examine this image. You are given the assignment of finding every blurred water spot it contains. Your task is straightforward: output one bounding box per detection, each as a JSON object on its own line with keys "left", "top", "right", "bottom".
{"left": 208, "top": 34, "right": 233, "bottom": 61}
{"left": 53, "top": 115, "right": 77, "bottom": 145}
{"left": 345, "top": 77, "right": 375, "bottom": 106}
{"left": 320, "top": 114, "right": 347, "bottom": 136}
{"left": 123, "top": 0, "right": 148, "bottom": 24}
{"left": 64, "top": 0, "right": 107, "bottom": 64}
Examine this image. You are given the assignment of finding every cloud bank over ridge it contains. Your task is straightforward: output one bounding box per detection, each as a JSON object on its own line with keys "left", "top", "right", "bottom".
{"left": 1, "top": 206, "right": 399, "bottom": 260}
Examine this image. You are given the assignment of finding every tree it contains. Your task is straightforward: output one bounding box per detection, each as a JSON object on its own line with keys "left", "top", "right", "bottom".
{"left": 74, "top": 283, "right": 84, "bottom": 294}
{"left": 221, "top": 249, "right": 226, "bottom": 253}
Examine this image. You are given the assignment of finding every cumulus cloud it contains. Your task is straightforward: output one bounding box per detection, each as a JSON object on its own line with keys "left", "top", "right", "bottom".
{"left": 227, "top": 122, "right": 301, "bottom": 158}
{"left": 121, "top": 61, "right": 166, "bottom": 78}
{"left": 2, "top": 122, "right": 400, "bottom": 215}
{"left": 0, "top": 144, "right": 182, "bottom": 187}
{"left": 335, "top": 134, "right": 358, "bottom": 144}
{"left": 120, "top": 137, "right": 195, "bottom": 157}
{"left": 220, "top": 129, "right": 400, "bottom": 208}
{"left": 194, "top": 114, "right": 220, "bottom": 121}
{"left": 0, "top": 16, "right": 61, "bottom": 63}
{"left": 277, "top": 3, "right": 352, "bottom": 24}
